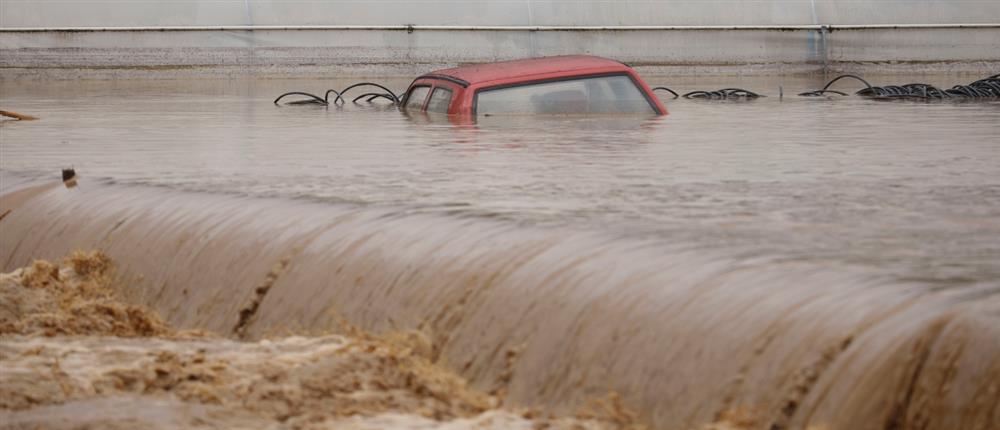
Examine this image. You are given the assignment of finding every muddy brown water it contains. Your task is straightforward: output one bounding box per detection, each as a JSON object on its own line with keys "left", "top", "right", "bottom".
{"left": 1, "top": 75, "right": 999, "bottom": 429}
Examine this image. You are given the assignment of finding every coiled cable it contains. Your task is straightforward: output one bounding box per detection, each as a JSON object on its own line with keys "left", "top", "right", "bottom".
{"left": 801, "top": 74, "right": 1000, "bottom": 99}
{"left": 274, "top": 83, "right": 400, "bottom": 106}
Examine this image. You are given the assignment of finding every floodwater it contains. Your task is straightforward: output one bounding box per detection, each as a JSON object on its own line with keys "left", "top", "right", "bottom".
{"left": 3, "top": 76, "right": 999, "bottom": 283}
{"left": 0, "top": 251, "right": 631, "bottom": 429}
{"left": 1, "top": 75, "right": 1000, "bottom": 429}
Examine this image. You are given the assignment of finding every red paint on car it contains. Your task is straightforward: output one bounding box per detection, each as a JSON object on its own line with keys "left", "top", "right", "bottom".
{"left": 402, "top": 55, "right": 668, "bottom": 117}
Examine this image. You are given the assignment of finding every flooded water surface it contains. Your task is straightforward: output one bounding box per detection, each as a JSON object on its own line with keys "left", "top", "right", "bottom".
{"left": 2, "top": 75, "right": 999, "bottom": 429}
{"left": 3, "top": 76, "right": 999, "bottom": 283}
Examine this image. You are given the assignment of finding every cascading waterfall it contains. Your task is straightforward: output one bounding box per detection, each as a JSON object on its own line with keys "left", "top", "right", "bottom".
{"left": 2, "top": 177, "right": 997, "bottom": 429}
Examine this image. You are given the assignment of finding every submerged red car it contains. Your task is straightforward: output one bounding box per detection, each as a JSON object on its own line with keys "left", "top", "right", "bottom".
{"left": 401, "top": 55, "right": 668, "bottom": 116}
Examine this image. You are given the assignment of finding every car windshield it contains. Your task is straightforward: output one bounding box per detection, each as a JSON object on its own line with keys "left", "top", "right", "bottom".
{"left": 476, "top": 75, "right": 655, "bottom": 115}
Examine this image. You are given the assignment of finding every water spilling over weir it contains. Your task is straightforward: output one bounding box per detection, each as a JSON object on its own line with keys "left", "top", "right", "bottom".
{"left": 2, "top": 177, "right": 998, "bottom": 429}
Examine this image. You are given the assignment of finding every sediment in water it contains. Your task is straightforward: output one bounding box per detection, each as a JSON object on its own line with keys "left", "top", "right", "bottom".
{"left": 1, "top": 178, "right": 998, "bottom": 429}
{"left": 0, "top": 251, "right": 650, "bottom": 429}
{"left": 0, "top": 250, "right": 172, "bottom": 338}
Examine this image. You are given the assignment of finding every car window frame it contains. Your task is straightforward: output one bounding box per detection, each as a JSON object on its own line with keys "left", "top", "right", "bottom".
{"left": 471, "top": 72, "right": 660, "bottom": 116}
{"left": 425, "top": 87, "right": 454, "bottom": 114}
{"left": 402, "top": 85, "right": 432, "bottom": 110}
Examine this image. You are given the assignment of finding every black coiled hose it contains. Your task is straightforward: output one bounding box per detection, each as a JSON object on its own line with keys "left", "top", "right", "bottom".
{"left": 682, "top": 88, "right": 764, "bottom": 100}
{"left": 801, "top": 74, "right": 1000, "bottom": 99}
{"left": 798, "top": 74, "right": 873, "bottom": 97}
{"left": 651, "top": 87, "right": 679, "bottom": 99}
{"left": 274, "top": 82, "right": 401, "bottom": 106}
{"left": 652, "top": 86, "right": 763, "bottom": 100}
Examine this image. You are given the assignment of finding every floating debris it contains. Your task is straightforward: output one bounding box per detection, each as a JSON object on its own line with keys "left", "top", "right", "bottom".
{"left": 62, "top": 168, "right": 77, "bottom": 188}
{"left": 0, "top": 110, "right": 38, "bottom": 121}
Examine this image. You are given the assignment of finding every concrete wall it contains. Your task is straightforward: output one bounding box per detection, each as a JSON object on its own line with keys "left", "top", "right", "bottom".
{"left": 4, "top": 0, "right": 1000, "bottom": 27}
{"left": 3, "top": 26, "right": 998, "bottom": 79}
{"left": 2, "top": 1, "right": 998, "bottom": 78}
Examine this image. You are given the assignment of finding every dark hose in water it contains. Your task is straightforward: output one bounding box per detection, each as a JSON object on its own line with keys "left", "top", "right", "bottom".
{"left": 651, "top": 87, "right": 765, "bottom": 100}
{"left": 651, "top": 87, "right": 679, "bottom": 99}
{"left": 797, "top": 74, "right": 874, "bottom": 97}
{"left": 799, "top": 73, "right": 1000, "bottom": 99}
{"left": 274, "top": 82, "right": 401, "bottom": 106}
{"left": 649, "top": 73, "right": 998, "bottom": 102}
{"left": 683, "top": 88, "right": 764, "bottom": 100}
{"left": 353, "top": 92, "right": 399, "bottom": 103}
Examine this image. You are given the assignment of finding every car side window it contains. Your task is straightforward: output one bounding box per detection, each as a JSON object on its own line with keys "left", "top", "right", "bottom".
{"left": 426, "top": 87, "right": 453, "bottom": 113}
{"left": 404, "top": 86, "right": 430, "bottom": 110}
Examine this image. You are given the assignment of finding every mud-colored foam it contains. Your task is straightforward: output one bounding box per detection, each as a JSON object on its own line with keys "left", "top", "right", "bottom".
{"left": 0, "top": 252, "right": 651, "bottom": 429}
{"left": 0, "top": 250, "right": 172, "bottom": 338}
{"left": 1, "top": 179, "right": 998, "bottom": 429}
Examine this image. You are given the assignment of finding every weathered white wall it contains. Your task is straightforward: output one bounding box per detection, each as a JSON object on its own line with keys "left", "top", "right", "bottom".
{"left": 2, "top": 26, "right": 998, "bottom": 79}
{"left": 3, "top": 0, "right": 1000, "bottom": 28}
{"left": 2, "top": 1, "right": 998, "bottom": 78}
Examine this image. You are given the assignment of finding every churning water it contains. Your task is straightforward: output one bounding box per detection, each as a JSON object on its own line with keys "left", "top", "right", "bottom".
{"left": 1, "top": 75, "right": 999, "bottom": 429}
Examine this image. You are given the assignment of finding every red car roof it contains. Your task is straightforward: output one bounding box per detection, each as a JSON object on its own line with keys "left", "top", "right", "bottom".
{"left": 428, "top": 55, "right": 632, "bottom": 87}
